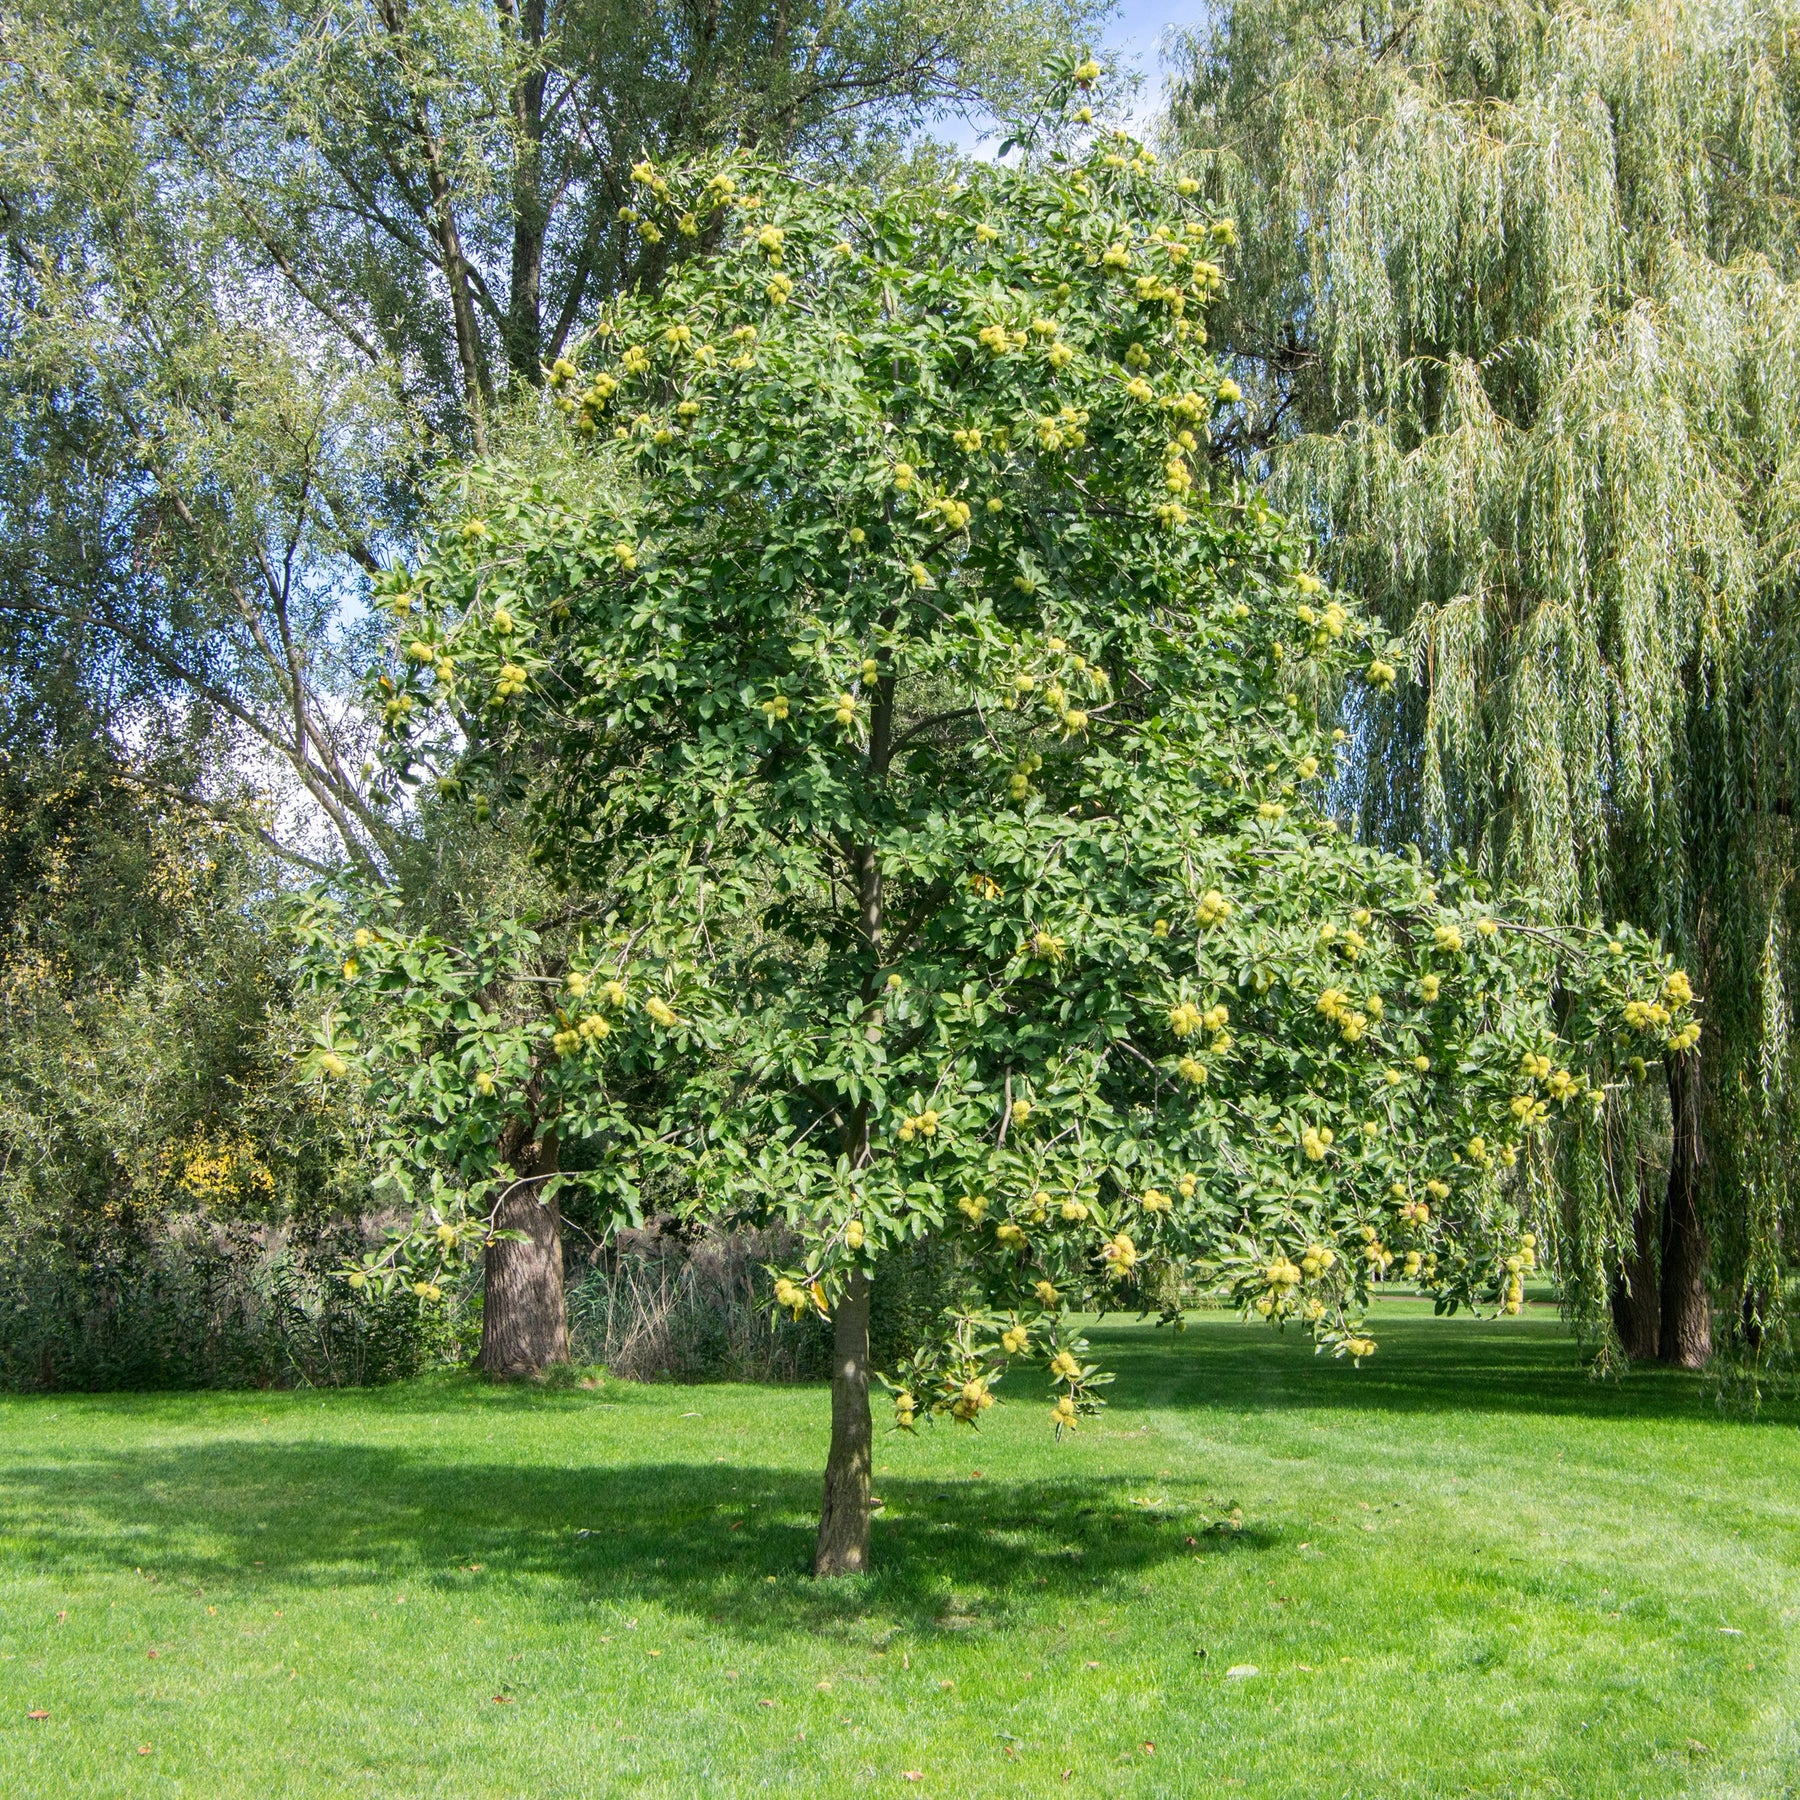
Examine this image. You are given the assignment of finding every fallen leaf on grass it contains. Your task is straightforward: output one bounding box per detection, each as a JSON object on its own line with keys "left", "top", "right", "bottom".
{"left": 26, "top": 1710, "right": 48, "bottom": 1721}
{"left": 758, "top": 1698, "right": 776, "bottom": 1708}
{"left": 136, "top": 1746, "right": 152, "bottom": 1756}
{"left": 492, "top": 1695, "right": 513, "bottom": 1704}
{"left": 902, "top": 1773, "right": 922, "bottom": 1783}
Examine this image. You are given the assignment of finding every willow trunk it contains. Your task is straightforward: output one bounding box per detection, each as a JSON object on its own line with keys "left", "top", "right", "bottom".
{"left": 480, "top": 1127, "right": 570, "bottom": 1378}
{"left": 1658, "top": 1055, "right": 1711, "bottom": 1369}
{"left": 1610, "top": 1151, "right": 1662, "bottom": 1360}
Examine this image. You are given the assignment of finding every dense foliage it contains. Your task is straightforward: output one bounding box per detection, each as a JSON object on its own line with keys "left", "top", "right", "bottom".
{"left": 0, "top": 716, "right": 419, "bottom": 1390}
{"left": 0, "top": 739, "right": 347, "bottom": 1248}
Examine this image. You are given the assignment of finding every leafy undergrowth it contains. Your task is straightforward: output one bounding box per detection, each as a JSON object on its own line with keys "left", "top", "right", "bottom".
{"left": 2, "top": 1303, "right": 1797, "bottom": 1797}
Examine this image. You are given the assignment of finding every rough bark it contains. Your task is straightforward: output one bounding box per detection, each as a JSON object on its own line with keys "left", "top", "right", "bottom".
{"left": 500, "top": 0, "right": 548, "bottom": 381}
{"left": 1658, "top": 1053, "right": 1711, "bottom": 1369}
{"left": 1609, "top": 1149, "right": 1662, "bottom": 1360}
{"left": 480, "top": 1125, "right": 570, "bottom": 1378}
{"left": 813, "top": 1268, "right": 873, "bottom": 1577}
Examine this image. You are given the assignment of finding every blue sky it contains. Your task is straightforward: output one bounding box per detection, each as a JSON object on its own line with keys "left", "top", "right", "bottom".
{"left": 1099, "top": 0, "right": 1209, "bottom": 89}
{"left": 938, "top": 0, "right": 1210, "bottom": 156}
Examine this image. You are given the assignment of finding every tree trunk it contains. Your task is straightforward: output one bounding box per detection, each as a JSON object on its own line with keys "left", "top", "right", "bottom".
{"left": 480, "top": 1127, "right": 570, "bottom": 1378}
{"left": 374, "top": 0, "right": 494, "bottom": 441}
{"left": 1658, "top": 1054, "right": 1711, "bottom": 1369}
{"left": 501, "top": 0, "right": 548, "bottom": 382}
{"left": 1743, "top": 1286, "right": 1767, "bottom": 1356}
{"left": 814, "top": 1268, "right": 873, "bottom": 1577}
{"left": 810, "top": 660, "right": 892, "bottom": 1577}
{"left": 1610, "top": 1149, "right": 1661, "bottom": 1360}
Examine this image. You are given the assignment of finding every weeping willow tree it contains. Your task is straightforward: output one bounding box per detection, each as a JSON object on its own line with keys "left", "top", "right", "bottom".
{"left": 1166, "top": 0, "right": 1800, "bottom": 1367}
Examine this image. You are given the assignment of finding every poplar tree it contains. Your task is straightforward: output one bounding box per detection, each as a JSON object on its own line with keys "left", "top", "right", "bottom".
{"left": 2, "top": 0, "right": 1103, "bottom": 1359}
{"left": 0, "top": 0, "right": 1101, "bottom": 872}
{"left": 1167, "top": 0, "right": 1800, "bottom": 1366}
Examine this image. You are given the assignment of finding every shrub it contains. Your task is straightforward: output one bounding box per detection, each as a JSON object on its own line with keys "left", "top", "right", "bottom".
{"left": 0, "top": 1218, "right": 466, "bottom": 1391}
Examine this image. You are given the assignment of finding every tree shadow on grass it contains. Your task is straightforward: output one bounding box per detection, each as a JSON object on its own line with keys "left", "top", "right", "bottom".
{"left": 1088, "top": 1308, "right": 1793, "bottom": 1427}
{"left": 4, "top": 1315, "right": 1778, "bottom": 1655}
{"left": 0, "top": 1439, "right": 1257, "bottom": 1644}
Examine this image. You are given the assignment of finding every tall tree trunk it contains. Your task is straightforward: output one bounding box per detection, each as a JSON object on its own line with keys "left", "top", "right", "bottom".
{"left": 1610, "top": 1148, "right": 1661, "bottom": 1360}
{"left": 814, "top": 1268, "right": 872, "bottom": 1577}
{"left": 481, "top": 1126, "right": 570, "bottom": 1378}
{"left": 500, "top": 0, "right": 548, "bottom": 381}
{"left": 1658, "top": 1054, "right": 1711, "bottom": 1369}
{"left": 375, "top": 0, "right": 494, "bottom": 445}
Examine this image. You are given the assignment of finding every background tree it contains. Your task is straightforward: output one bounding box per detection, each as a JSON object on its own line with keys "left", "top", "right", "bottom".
{"left": 1165, "top": 0, "right": 1800, "bottom": 1367}
{"left": 319, "top": 125, "right": 1693, "bottom": 1572}
{"left": 0, "top": 0, "right": 1100, "bottom": 872}
{"left": 296, "top": 806, "right": 673, "bottom": 1376}
{"left": 1, "top": 0, "right": 1104, "bottom": 1354}
{"left": 0, "top": 682, "right": 379, "bottom": 1380}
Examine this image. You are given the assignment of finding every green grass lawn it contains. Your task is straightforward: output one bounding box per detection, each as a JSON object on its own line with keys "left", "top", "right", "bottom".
{"left": 2, "top": 1303, "right": 1798, "bottom": 1798}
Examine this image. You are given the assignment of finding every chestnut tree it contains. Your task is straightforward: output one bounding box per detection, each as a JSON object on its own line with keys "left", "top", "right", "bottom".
{"left": 309, "top": 107, "right": 1698, "bottom": 1575}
